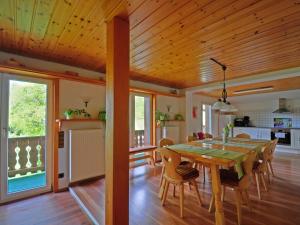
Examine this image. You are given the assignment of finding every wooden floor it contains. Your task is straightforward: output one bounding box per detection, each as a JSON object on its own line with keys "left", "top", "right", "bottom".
{"left": 0, "top": 191, "right": 92, "bottom": 225}
{"left": 70, "top": 152, "right": 300, "bottom": 225}
{"left": 0, "top": 152, "right": 299, "bottom": 225}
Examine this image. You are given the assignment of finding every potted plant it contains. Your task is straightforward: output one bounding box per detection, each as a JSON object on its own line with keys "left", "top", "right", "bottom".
{"left": 174, "top": 113, "right": 184, "bottom": 121}
{"left": 155, "top": 110, "right": 169, "bottom": 127}
{"left": 98, "top": 110, "right": 106, "bottom": 121}
{"left": 64, "top": 109, "right": 74, "bottom": 120}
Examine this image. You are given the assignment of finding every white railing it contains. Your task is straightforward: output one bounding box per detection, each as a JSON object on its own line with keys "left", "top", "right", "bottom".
{"left": 134, "top": 130, "right": 145, "bottom": 147}
{"left": 8, "top": 136, "right": 45, "bottom": 178}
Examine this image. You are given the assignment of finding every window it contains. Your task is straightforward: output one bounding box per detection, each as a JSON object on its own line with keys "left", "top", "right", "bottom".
{"left": 202, "top": 104, "right": 212, "bottom": 134}
{"left": 130, "top": 93, "right": 152, "bottom": 147}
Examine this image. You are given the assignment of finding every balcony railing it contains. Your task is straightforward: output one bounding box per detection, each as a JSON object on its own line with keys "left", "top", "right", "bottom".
{"left": 8, "top": 136, "right": 45, "bottom": 178}
{"left": 134, "top": 130, "right": 145, "bottom": 147}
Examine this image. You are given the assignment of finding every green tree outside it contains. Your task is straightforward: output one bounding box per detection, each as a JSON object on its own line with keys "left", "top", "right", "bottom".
{"left": 8, "top": 80, "right": 47, "bottom": 137}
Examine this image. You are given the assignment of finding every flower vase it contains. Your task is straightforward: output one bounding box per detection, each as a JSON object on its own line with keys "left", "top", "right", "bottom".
{"left": 223, "top": 133, "right": 228, "bottom": 143}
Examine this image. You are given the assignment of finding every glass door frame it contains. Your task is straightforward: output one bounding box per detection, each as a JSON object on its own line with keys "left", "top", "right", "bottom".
{"left": 0, "top": 73, "right": 53, "bottom": 203}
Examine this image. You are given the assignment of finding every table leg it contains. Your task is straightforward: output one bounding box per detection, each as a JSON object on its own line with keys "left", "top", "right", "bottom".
{"left": 210, "top": 164, "right": 225, "bottom": 225}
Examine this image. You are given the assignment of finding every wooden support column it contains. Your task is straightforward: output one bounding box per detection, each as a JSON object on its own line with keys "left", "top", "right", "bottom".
{"left": 105, "top": 16, "right": 130, "bottom": 225}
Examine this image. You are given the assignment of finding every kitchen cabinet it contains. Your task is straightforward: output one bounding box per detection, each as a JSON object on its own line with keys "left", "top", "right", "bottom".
{"left": 233, "top": 127, "right": 271, "bottom": 140}
{"left": 291, "top": 129, "right": 300, "bottom": 149}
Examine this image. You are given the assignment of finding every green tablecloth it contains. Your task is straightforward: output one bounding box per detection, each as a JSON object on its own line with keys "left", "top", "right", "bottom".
{"left": 167, "top": 144, "right": 246, "bottom": 179}
{"left": 194, "top": 139, "right": 262, "bottom": 154}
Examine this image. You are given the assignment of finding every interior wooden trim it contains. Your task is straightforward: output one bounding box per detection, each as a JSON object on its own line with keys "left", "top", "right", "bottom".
{"left": 52, "top": 79, "right": 59, "bottom": 192}
{"left": 0, "top": 64, "right": 106, "bottom": 85}
{"left": 152, "top": 94, "right": 157, "bottom": 146}
{"left": 0, "top": 64, "right": 184, "bottom": 97}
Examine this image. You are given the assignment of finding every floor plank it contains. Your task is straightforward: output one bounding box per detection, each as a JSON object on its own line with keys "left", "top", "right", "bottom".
{"left": 70, "top": 152, "right": 300, "bottom": 225}
{"left": 0, "top": 191, "right": 92, "bottom": 225}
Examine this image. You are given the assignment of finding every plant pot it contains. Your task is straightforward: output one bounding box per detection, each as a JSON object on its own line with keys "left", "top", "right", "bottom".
{"left": 65, "top": 114, "right": 73, "bottom": 120}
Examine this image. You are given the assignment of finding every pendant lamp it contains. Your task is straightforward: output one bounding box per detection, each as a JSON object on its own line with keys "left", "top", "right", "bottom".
{"left": 210, "top": 58, "right": 237, "bottom": 112}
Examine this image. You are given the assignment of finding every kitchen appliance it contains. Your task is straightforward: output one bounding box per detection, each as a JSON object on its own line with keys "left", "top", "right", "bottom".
{"left": 274, "top": 118, "right": 292, "bottom": 128}
{"left": 272, "top": 98, "right": 291, "bottom": 114}
{"left": 234, "top": 116, "right": 251, "bottom": 127}
{"left": 271, "top": 128, "right": 291, "bottom": 145}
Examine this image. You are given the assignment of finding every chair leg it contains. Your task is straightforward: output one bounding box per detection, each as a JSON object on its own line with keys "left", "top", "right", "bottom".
{"left": 159, "top": 178, "right": 166, "bottom": 199}
{"left": 202, "top": 165, "right": 206, "bottom": 183}
{"left": 173, "top": 184, "right": 176, "bottom": 197}
{"left": 180, "top": 184, "right": 184, "bottom": 218}
{"left": 260, "top": 173, "right": 268, "bottom": 192}
{"left": 162, "top": 181, "right": 170, "bottom": 206}
{"left": 191, "top": 180, "right": 202, "bottom": 206}
{"left": 159, "top": 165, "right": 165, "bottom": 187}
{"left": 255, "top": 172, "right": 261, "bottom": 200}
{"left": 269, "top": 161, "right": 275, "bottom": 177}
{"left": 235, "top": 190, "right": 242, "bottom": 225}
{"left": 243, "top": 190, "right": 251, "bottom": 211}
{"left": 208, "top": 195, "right": 214, "bottom": 213}
{"left": 221, "top": 185, "right": 225, "bottom": 202}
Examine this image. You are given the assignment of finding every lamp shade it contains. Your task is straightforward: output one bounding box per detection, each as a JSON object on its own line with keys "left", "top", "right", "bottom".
{"left": 212, "top": 99, "right": 227, "bottom": 110}
{"left": 220, "top": 102, "right": 238, "bottom": 112}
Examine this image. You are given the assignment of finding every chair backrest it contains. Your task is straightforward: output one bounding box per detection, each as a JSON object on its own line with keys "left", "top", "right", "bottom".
{"left": 242, "top": 151, "right": 257, "bottom": 175}
{"left": 236, "top": 133, "right": 251, "bottom": 139}
{"left": 270, "top": 139, "right": 278, "bottom": 154}
{"left": 262, "top": 143, "right": 273, "bottom": 160}
{"left": 159, "top": 138, "right": 174, "bottom": 147}
{"left": 158, "top": 148, "right": 182, "bottom": 180}
{"left": 186, "top": 135, "right": 197, "bottom": 142}
{"left": 204, "top": 133, "right": 213, "bottom": 138}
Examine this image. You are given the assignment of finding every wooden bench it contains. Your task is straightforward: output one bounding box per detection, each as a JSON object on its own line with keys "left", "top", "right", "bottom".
{"left": 129, "top": 145, "right": 157, "bottom": 167}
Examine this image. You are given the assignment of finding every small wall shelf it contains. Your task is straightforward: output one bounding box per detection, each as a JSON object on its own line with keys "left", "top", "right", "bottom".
{"left": 56, "top": 118, "right": 103, "bottom": 130}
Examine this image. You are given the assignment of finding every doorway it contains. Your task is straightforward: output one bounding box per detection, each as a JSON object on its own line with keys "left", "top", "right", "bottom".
{"left": 0, "top": 74, "right": 52, "bottom": 203}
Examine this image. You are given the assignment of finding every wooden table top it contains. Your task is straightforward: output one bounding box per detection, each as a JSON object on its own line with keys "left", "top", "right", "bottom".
{"left": 159, "top": 138, "right": 271, "bottom": 167}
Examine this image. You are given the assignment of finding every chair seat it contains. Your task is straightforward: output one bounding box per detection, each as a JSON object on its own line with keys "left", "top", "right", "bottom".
{"left": 179, "top": 161, "right": 192, "bottom": 166}
{"left": 220, "top": 169, "right": 241, "bottom": 186}
{"left": 176, "top": 165, "right": 199, "bottom": 180}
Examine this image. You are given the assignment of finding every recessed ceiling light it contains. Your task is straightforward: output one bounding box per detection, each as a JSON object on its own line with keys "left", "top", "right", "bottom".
{"left": 233, "top": 86, "right": 274, "bottom": 94}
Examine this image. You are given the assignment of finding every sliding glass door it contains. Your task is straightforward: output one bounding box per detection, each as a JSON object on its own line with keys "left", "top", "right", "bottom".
{"left": 0, "top": 74, "right": 52, "bottom": 203}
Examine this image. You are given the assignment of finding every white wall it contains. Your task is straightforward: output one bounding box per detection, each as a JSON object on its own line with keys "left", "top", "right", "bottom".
{"left": 156, "top": 96, "right": 186, "bottom": 143}
{"left": 186, "top": 94, "right": 219, "bottom": 137}
{"left": 59, "top": 80, "right": 106, "bottom": 118}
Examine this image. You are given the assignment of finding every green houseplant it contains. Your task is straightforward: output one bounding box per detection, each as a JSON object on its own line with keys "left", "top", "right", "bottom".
{"left": 174, "top": 113, "right": 184, "bottom": 121}
{"left": 155, "top": 110, "right": 170, "bottom": 127}
{"left": 98, "top": 110, "right": 106, "bottom": 121}
{"left": 64, "top": 109, "right": 74, "bottom": 120}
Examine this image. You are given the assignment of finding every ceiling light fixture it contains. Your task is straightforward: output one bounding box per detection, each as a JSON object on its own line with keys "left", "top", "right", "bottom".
{"left": 210, "top": 58, "right": 237, "bottom": 112}
{"left": 233, "top": 86, "right": 274, "bottom": 94}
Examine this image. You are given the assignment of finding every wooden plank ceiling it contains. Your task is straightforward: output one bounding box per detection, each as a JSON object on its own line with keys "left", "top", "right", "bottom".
{"left": 197, "top": 76, "right": 300, "bottom": 97}
{"left": 0, "top": 0, "right": 300, "bottom": 88}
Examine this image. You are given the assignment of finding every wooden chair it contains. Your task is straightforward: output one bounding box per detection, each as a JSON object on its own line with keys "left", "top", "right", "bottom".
{"left": 204, "top": 133, "right": 213, "bottom": 139}
{"left": 186, "top": 136, "right": 207, "bottom": 183}
{"left": 252, "top": 144, "right": 272, "bottom": 200}
{"left": 236, "top": 133, "right": 251, "bottom": 139}
{"left": 266, "top": 139, "right": 278, "bottom": 177}
{"left": 159, "top": 148, "right": 203, "bottom": 218}
{"left": 209, "top": 151, "right": 257, "bottom": 225}
{"left": 186, "top": 135, "right": 197, "bottom": 142}
{"left": 158, "top": 138, "right": 174, "bottom": 187}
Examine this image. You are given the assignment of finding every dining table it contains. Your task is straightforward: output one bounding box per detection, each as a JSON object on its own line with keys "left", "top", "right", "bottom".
{"left": 161, "top": 137, "right": 271, "bottom": 225}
